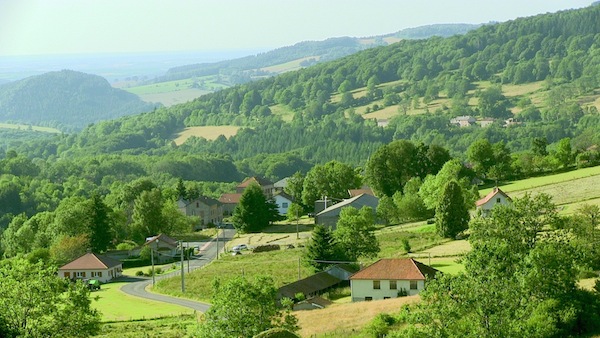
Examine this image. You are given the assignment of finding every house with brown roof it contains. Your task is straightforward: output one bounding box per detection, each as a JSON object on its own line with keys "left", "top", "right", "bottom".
{"left": 144, "top": 234, "right": 179, "bottom": 263}
{"left": 218, "top": 193, "right": 242, "bottom": 215}
{"left": 236, "top": 176, "right": 275, "bottom": 197}
{"left": 177, "top": 196, "right": 223, "bottom": 228}
{"left": 350, "top": 258, "right": 439, "bottom": 301}
{"left": 58, "top": 252, "right": 122, "bottom": 283}
{"left": 475, "top": 187, "right": 512, "bottom": 216}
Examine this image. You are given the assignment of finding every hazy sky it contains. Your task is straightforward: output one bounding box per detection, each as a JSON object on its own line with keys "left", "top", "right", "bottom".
{"left": 0, "top": 0, "right": 593, "bottom": 56}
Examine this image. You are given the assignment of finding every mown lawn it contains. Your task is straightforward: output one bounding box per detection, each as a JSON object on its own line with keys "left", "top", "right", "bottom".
{"left": 92, "top": 282, "right": 194, "bottom": 322}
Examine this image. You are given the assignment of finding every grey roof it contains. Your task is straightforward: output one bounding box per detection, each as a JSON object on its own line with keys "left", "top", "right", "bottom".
{"left": 316, "top": 193, "right": 379, "bottom": 216}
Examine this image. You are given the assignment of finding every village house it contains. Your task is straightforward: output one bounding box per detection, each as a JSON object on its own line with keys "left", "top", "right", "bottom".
{"left": 236, "top": 176, "right": 275, "bottom": 197}
{"left": 273, "top": 191, "right": 294, "bottom": 215}
{"left": 475, "top": 187, "right": 512, "bottom": 216}
{"left": 350, "top": 258, "right": 440, "bottom": 301}
{"left": 315, "top": 193, "right": 379, "bottom": 229}
{"left": 450, "top": 115, "right": 476, "bottom": 127}
{"left": 218, "top": 193, "right": 241, "bottom": 216}
{"left": 143, "top": 234, "right": 179, "bottom": 263}
{"left": 58, "top": 252, "right": 123, "bottom": 283}
{"left": 177, "top": 196, "right": 223, "bottom": 228}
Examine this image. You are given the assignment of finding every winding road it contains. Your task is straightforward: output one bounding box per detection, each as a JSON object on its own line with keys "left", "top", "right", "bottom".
{"left": 119, "top": 228, "right": 237, "bottom": 312}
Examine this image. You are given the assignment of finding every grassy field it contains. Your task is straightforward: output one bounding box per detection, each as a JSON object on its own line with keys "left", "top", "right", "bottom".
{"left": 123, "top": 76, "right": 226, "bottom": 106}
{"left": 295, "top": 296, "right": 419, "bottom": 337}
{"left": 0, "top": 123, "right": 61, "bottom": 134}
{"left": 172, "top": 125, "right": 242, "bottom": 145}
{"left": 92, "top": 282, "right": 194, "bottom": 322}
{"left": 96, "top": 315, "right": 199, "bottom": 338}
{"left": 261, "top": 56, "right": 321, "bottom": 73}
{"left": 480, "top": 166, "right": 600, "bottom": 213}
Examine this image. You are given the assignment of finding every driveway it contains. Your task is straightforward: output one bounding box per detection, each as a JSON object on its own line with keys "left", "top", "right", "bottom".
{"left": 119, "top": 228, "right": 236, "bottom": 312}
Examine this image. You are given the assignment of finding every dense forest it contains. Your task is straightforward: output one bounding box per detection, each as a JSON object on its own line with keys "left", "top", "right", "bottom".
{"left": 0, "top": 70, "right": 158, "bottom": 132}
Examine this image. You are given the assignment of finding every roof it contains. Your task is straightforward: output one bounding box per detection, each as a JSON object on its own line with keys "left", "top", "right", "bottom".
{"left": 475, "top": 187, "right": 512, "bottom": 207}
{"left": 316, "top": 193, "right": 379, "bottom": 216}
{"left": 145, "top": 233, "right": 178, "bottom": 247}
{"left": 179, "top": 196, "right": 221, "bottom": 208}
{"left": 59, "top": 252, "right": 122, "bottom": 270}
{"left": 348, "top": 187, "right": 374, "bottom": 197}
{"left": 350, "top": 258, "right": 439, "bottom": 281}
{"left": 273, "top": 191, "right": 294, "bottom": 202}
{"left": 237, "top": 176, "right": 274, "bottom": 189}
{"left": 278, "top": 271, "right": 343, "bottom": 298}
{"left": 219, "top": 193, "right": 242, "bottom": 204}
{"left": 274, "top": 177, "right": 289, "bottom": 188}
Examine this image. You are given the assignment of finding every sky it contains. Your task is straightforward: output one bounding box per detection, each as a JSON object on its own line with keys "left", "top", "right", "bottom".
{"left": 0, "top": 0, "right": 594, "bottom": 57}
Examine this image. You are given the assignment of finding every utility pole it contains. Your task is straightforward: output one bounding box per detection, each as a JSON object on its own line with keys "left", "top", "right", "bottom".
{"left": 180, "top": 241, "right": 185, "bottom": 292}
{"left": 151, "top": 244, "right": 155, "bottom": 286}
{"left": 215, "top": 226, "right": 219, "bottom": 260}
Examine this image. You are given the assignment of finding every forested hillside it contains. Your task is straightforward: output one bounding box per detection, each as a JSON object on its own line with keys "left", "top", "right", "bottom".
{"left": 0, "top": 70, "right": 157, "bottom": 131}
{"left": 155, "top": 24, "right": 479, "bottom": 84}
{"left": 26, "top": 4, "right": 598, "bottom": 170}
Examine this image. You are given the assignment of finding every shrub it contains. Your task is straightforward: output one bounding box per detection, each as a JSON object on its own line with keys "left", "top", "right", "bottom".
{"left": 116, "top": 242, "right": 136, "bottom": 251}
{"left": 365, "top": 313, "right": 396, "bottom": 338}
{"left": 135, "top": 270, "right": 144, "bottom": 277}
{"left": 402, "top": 238, "right": 411, "bottom": 253}
{"left": 398, "top": 288, "right": 408, "bottom": 297}
{"left": 252, "top": 244, "right": 281, "bottom": 253}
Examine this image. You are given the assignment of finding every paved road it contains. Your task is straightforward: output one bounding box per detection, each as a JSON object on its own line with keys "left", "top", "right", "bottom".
{"left": 119, "top": 228, "right": 236, "bottom": 312}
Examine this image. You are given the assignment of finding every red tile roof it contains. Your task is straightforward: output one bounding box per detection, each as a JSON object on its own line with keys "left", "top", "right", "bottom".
{"left": 59, "top": 253, "right": 122, "bottom": 270}
{"left": 475, "top": 187, "right": 511, "bottom": 207}
{"left": 237, "top": 176, "right": 273, "bottom": 188}
{"left": 350, "top": 258, "right": 439, "bottom": 281}
{"left": 219, "top": 193, "right": 242, "bottom": 204}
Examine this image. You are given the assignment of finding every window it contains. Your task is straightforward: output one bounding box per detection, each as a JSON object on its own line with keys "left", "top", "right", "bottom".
{"left": 373, "top": 280, "right": 380, "bottom": 289}
{"left": 389, "top": 280, "right": 397, "bottom": 290}
{"left": 410, "top": 280, "right": 418, "bottom": 290}
{"left": 98, "top": 271, "right": 102, "bottom": 277}
{"left": 76, "top": 272, "right": 86, "bottom": 278}
{"left": 496, "top": 197, "right": 501, "bottom": 203}
{"left": 282, "top": 202, "right": 288, "bottom": 208}
{"left": 365, "top": 297, "right": 373, "bottom": 301}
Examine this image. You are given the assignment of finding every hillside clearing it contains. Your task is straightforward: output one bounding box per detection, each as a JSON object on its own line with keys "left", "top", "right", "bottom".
{"left": 173, "top": 126, "right": 241, "bottom": 145}
{"left": 0, "top": 123, "right": 61, "bottom": 134}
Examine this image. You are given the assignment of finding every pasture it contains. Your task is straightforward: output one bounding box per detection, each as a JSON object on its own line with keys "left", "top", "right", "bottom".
{"left": 172, "top": 126, "right": 241, "bottom": 145}
{"left": 261, "top": 56, "right": 321, "bottom": 74}
{"left": 0, "top": 123, "right": 61, "bottom": 134}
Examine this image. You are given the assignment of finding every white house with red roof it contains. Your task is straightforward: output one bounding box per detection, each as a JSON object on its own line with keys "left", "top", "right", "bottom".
{"left": 58, "top": 252, "right": 122, "bottom": 283}
{"left": 475, "top": 187, "right": 512, "bottom": 216}
{"left": 350, "top": 258, "right": 439, "bottom": 301}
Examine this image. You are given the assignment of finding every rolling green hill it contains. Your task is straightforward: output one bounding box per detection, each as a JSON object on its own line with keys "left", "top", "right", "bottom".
{"left": 0, "top": 70, "right": 157, "bottom": 131}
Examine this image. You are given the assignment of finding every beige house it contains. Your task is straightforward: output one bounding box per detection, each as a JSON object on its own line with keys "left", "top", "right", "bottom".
{"left": 475, "top": 187, "right": 512, "bottom": 216}
{"left": 350, "top": 258, "right": 439, "bottom": 301}
{"left": 218, "top": 193, "right": 242, "bottom": 216}
{"left": 178, "top": 196, "right": 223, "bottom": 228}
{"left": 58, "top": 252, "right": 122, "bottom": 283}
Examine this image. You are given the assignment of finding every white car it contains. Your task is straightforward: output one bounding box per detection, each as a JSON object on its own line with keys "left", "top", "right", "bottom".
{"left": 232, "top": 244, "right": 248, "bottom": 252}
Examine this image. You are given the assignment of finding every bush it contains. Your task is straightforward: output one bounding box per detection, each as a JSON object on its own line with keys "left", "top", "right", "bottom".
{"left": 252, "top": 244, "right": 281, "bottom": 253}
{"left": 397, "top": 288, "right": 408, "bottom": 297}
{"left": 135, "top": 270, "right": 144, "bottom": 277}
{"left": 402, "top": 238, "right": 411, "bottom": 253}
{"left": 365, "top": 313, "right": 396, "bottom": 338}
{"left": 116, "top": 242, "right": 136, "bottom": 251}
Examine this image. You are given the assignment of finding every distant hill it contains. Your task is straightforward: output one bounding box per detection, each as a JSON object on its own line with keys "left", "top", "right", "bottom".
{"left": 155, "top": 23, "right": 480, "bottom": 84}
{"left": 0, "top": 70, "right": 157, "bottom": 131}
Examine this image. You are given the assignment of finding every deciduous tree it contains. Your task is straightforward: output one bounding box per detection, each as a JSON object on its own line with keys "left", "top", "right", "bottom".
{"left": 434, "top": 180, "right": 469, "bottom": 238}
{"left": 333, "top": 206, "right": 379, "bottom": 261}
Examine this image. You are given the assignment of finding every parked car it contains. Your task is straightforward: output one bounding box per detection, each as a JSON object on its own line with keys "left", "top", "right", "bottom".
{"left": 232, "top": 244, "right": 248, "bottom": 252}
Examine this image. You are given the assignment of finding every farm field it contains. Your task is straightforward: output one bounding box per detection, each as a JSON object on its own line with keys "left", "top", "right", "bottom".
{"left": 0, "top": 122, "right": 61, "bottom": 134}
{"left": 261, "top": 56, "right": 321, "bottom": 73}
{"left": 480, "top": 166, "right": 600, "bottom": 213}
{"left": 173, "top": 125, "right": 242, "bottom": 145}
